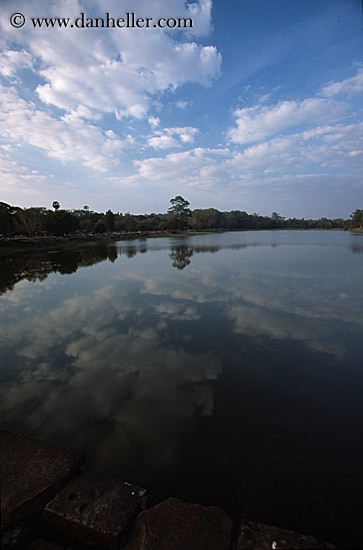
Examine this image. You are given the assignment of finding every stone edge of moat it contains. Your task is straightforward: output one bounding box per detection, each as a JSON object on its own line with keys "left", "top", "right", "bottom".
{"left": 1, "top": 430, "right": 337, "bottom": 550}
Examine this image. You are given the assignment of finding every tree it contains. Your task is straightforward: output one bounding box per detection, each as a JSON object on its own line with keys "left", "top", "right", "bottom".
{"left": 52, "top": 201, "right": 60, "bottom": 211}
{"left": 94, "top": 220, "right": 107, "bottom": 233}
{"left": 224, "top": 210, "right": 250, "bottom": 229}
{"left": 191, "top": 208, "right": 223, "bottom": 230}
{"left": 350, "top": 209, "right": 363, "bottom": 229}
{"left": 271, "top": 212, "right": 285, "bottom": 228}
{"left": 105, "top": 209, "right": 115, "bottom": 232}
{"left": 168, "top": 196, "right": 191, "bottom": 231}
{"left": 16, "top": 208, "right": 45, "bottom": 237}
{"left": 45, "top": 210, "right": 79, "bottom": 235}
{"left": 123, "top": 213, "right": 137, "bottom": 232}
{"left": 0, "top": 202, "right": 20, "bottom": 234}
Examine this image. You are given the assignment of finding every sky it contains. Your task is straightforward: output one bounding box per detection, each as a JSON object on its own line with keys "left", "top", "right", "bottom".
{"left": 0, "top": 0, "right": 362, "bottom": 218}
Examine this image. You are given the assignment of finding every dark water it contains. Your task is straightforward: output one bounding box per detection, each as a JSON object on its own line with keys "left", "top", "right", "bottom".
{"left": 1, "top": 231, "right": 363, "bottom": 546}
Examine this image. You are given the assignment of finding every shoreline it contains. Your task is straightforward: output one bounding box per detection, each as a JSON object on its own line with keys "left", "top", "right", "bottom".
{"left": 1, "top": 227, "right": 360, "bottom": 258}
{"left": 0, "top": 231, "right": 220, "bottom": 256}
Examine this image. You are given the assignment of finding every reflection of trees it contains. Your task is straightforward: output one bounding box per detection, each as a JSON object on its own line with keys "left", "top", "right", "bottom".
{"left": 169, "top": 246, "right": 194, "bottom": 270}
{"left": 193, "top": 245, "right": 220, "bottom": 254}
{"left": 114, "top": 240, "right": 259, "bottom": 268}
{"left": 116, "top": 243, "right": 149, "bottom": 259}
{"left": 350, "top": 243, "right": 363, "bottom": 254}
{"left": 107, "top": 247, "right": 118, "bottom": 263}
{"left": 0, "top": 245, "right": 117, "bottom": 294}
{"left": 1, "top": 237, "right": 307, "bottom": 294}
{"left": 124, "top": 246, "right": 137, "bottom": 258}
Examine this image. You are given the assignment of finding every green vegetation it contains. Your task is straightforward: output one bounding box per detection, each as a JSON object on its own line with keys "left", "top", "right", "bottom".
{"left": 0, "top": 198, "right": 360, "bottom": 239}
{"left": 349, "top": 209, "right": 363, "bottom": 231}
{"left": 167, "top": 195, "right": 191, "bottom": 231}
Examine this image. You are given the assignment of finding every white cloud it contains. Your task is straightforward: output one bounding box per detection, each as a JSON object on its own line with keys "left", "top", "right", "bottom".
{"left": 228, "top": 67, "right": 363, "bottom": 149}
{"left": 228, "top": 135, "right": 298, "bottom": 173}
{"left": 122, "top": 113, "right": 362, "bottom": 195}
{"left": 148, "top": 116, "right": 160, "bottom": 128}
{"left": 148, "top": 135, "right": 181, "bottom": 150}
{"left": 147, "top": 126, "right": 199, "bottom": 149}
{"left": 0, "top": 147, "right": 48, "bottom": 195}
{"left": 176, "top": 100, "right": 190, "bottom": 109}
{"left": 0, "top": 50, "right": 33, "bottom": 77}
{"left": 129, "top": 147, "right": 229, "bottom": 191}
{"left": 0, "top": 2, "right": 361, "bottom": 212}
{"left": 322, "top": 68, "right": 363, "bottom": 97}
{"left": 110, "top": 113, "right": 362, "bottom": 201}
{"left": 175, "top": 127, "right": 199, "bottom": 143}
{"left": 0, "top": 85, "right": 124, "bottom": 171}
{"left": 228, "top": 97, "right": 343, "bottom": 145}
{"left": 228, "top": 120, "right": 363, "bottom": 180}
{"left": 0, "top": 0, "right": 221, "bottom": 120}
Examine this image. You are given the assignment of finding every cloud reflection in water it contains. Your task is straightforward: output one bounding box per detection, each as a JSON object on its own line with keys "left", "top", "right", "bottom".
{"left": 0, "top": 230, "right": 362, "bottom": 491}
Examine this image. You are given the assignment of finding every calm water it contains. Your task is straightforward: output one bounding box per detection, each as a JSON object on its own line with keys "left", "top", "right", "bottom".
{"left": 1, "top": 230, "right": 363, "bottom": 546}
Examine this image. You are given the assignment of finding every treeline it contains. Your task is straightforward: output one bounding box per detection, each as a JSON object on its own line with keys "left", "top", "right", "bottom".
{"left": 0, "top": 200, "right": 362, "bottom": 238}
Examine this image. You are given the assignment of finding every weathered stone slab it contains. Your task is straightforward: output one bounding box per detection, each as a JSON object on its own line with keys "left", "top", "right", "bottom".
{"left": 43, "top": 472, "right": 145, "bottom": 549}
{"left": 236, "top": 519, "right": 336, "bottom": 549}
{"left": 123, "top": 497, "right": 233, "bottom": 550}
{"left": 0, "top": 431, "right": 85, "bottom": 533}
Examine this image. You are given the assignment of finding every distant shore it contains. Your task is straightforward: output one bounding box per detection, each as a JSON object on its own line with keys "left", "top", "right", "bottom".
{"left": 0, "top": 231, "right": 218, "bottom": 256}
{"left": 0, "top": 227, "right": 361, "bottom": 257}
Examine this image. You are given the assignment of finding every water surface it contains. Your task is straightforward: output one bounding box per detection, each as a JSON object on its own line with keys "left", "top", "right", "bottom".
{"left": 1, "top": 230, "right": 362, "bottom": 546}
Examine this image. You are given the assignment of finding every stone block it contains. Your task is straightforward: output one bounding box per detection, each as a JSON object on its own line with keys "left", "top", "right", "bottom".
{"left": 123, "top": 497, "right": 233, "bottom": 550}
{"left": 43, "top": 472, "right": 145, "bottom": 549}
{"left": 236, "top": 519, "right": 336, "bottom": 549}
{"left": 0, "top": 431, "right": 85, "bottom": 533}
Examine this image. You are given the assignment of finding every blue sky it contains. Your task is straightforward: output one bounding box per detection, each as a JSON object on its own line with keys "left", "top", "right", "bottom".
{"left": 0, "top": 0, "right": 362, "bottom": 217}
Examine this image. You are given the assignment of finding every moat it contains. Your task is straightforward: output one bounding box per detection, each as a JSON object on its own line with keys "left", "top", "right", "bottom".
{"left": 1, "top": 230, "right": 363, "bottom": 547}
